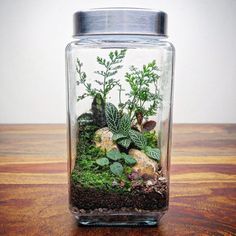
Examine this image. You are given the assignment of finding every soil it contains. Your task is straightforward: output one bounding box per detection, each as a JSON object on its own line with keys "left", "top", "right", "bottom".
{"left": 70, "top": 179, "right": 168, "bottom": 213}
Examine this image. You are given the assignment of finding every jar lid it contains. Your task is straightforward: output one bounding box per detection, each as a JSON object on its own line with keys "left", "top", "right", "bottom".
{"left": 73, "top": 8, "right": 167, "bottom": 37}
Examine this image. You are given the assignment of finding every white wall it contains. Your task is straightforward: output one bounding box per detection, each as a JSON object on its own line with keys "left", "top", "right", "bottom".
{"left": 0, "top": 0, "right": 235, "bottom": 124}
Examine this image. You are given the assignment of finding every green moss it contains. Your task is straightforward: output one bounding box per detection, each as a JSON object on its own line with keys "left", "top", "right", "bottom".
{"left": 143, "top": 131, "right": 158, "bottom": 148}
{"left": 124, "top": 166, "right": 132, "bottom": 175}
{"left": 72, "top": 169, "right": 113, "bottom": 189}
{"left": 72, "top": 124, "right": 133, "bottom": 193}
{"left": 72, "top": 167, "right": 132, "bottom": 192}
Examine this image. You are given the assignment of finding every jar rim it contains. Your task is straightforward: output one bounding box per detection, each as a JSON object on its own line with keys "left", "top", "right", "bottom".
{"left": 73, "top": 8, "right": 168, "bottom": 37}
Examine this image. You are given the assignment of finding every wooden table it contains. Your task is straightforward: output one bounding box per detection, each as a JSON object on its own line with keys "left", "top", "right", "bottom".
{"left": 0, "top": 124, "right": 235, "bottom": 236}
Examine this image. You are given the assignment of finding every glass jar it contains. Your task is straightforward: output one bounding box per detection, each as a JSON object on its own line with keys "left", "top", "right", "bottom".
{"left": 66, "top": 8, "right": 175, "bottom": 226}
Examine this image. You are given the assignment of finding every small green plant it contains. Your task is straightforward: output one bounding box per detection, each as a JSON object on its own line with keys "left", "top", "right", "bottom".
{"left": 91, "top": 93, "right": 106, "bottom": 127}
{"left": 143, "top": 131, "right": 158, "bottom": 148}
{"left": 119, "top": 60, "right": 162, "bottom": 122}
{"left": 76, "top": 49, "right": 126, "bottom": 103}
{"left": 105, "top": 103, "right": 131, "bottom": 148}
{"left": 110, "top": 162, "right": 123, "bottom": 176}
{"left": 96, "top": 149, "right": 137, "bottom": 176}
{"left": 105, "top": 102, "right": 161, "bottom": 161}
{"left": 129, "top": 130, "right": 160, "bottom": 161}
{"left": 96, "top": 157, "right": 109, "bottom": 166}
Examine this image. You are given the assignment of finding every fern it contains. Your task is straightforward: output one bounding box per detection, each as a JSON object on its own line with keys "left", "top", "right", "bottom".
{"left": 95, "top": 49, "right": 127, "bottom": 102}
{"left": 122, "top": 60, "right": 162, "bottom": 121}
{"left": 76, "top": 49, "right": 126, "bottom": 102}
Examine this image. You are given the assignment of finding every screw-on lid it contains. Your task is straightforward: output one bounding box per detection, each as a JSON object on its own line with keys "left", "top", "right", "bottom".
{"left": 73, "top": 8, "right": 167, "bottom": 37}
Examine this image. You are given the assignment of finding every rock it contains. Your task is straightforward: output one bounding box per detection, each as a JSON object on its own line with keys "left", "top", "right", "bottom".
{"left": 128, "top": 171, "right": 140, "bottom": 180}
{"left": 94, "top": 127, "right": 118, "bottom": 151}
{"left": 146, "top": 180, "right": 154, "bottom": 187}
{"left": 112, "top": 180, "right": 118, "bottom": 186}
{"left": 120, "top": 181, "right": 125, "bottom": 188}
{"left": 98, "top": 208, "right": 103, "bottom": 213}
{"left": 129, "top": 149, "right": 158, "bottom": 177}
{"left": 158, "top": 176, "right": 167, "bottom": 183}
{"left": 79, "top": 209, "right": 86, "bottom": 214}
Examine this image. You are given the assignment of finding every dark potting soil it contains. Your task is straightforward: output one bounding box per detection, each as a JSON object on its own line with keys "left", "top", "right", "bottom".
{"left": 70, "top": 181, "right": 168, "bottom": 212}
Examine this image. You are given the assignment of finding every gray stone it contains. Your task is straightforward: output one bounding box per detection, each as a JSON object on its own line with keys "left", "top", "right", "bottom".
{"left": 94, "top": 127, "right": 118, "bottom": 151}
{"left": 129, "top": 149, "right": 158, "bottom": 177}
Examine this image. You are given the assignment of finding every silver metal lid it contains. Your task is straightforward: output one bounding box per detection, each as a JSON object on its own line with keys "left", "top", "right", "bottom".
{"left": 73, "top": 8, "right": 167, "bottom": 37}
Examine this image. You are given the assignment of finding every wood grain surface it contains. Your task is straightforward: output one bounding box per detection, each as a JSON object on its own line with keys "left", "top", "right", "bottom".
{"left": 0, "top": 124, "right": 235, "bottom": 236}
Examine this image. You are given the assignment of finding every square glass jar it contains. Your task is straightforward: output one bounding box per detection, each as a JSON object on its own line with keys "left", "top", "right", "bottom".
{"left": 66, "top": 8, "right": 175, "bottom": 226}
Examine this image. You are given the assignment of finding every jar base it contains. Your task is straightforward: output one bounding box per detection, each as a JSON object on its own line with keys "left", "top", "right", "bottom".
{"left": 74, "top": 211, "right": 166, "bottom": 227}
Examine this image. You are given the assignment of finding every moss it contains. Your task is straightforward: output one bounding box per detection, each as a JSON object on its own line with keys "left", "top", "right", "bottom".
{"left": 143, "top": 131, "right": 158, "bottom": 148}
{"left": 124, "top": 166, "right": 132, "bottom": 175}
{"left": 72, "top": 167, "right": 132, "bottom": 193}
{"left": 77, "top": 158, "right": 96, "bottom": 170}
{"left": 72, "top": 169, "right": 113, "bottom": 189}
{"left": 73, "top": 124, "right": 133, "bottom": 193}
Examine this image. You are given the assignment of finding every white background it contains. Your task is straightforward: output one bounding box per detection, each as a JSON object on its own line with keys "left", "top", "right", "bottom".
{"left": 0, "top": 0, "right": 235, "bottom": 124}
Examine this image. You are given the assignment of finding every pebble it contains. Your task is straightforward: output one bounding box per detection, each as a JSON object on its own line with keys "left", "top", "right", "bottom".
{"left": 112, "top": 180, "right": 118, "bottom": 186}
{"left": 146, "top": 180, "right": 154, "bottom": 187}
{"left": 157, "top": 191, "right": 164, "bottom": 196}
{"left": 120, "top": 181, "right": 125, "bottom": 187}
{"left": 158, "top": 177, "right": 167, "bottom": 182}
{"left": 98, "top": 208, "right": 103, "bottom": 213}
{"left": 79, "top": 209, "right": 86, "bottom": 214}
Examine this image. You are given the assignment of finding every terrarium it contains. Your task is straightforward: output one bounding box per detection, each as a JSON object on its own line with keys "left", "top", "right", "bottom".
{"left": 66, "top": 8, "right": 175, "bottom": 226}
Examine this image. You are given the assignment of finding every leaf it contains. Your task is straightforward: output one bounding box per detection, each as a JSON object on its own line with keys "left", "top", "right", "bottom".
{"left": 117, "top": 138, "right": 131, "bottom": 148}
{"left": 106, "top": 150, "right": 122, "bottom": 161}
{"left": 112, "top": 133, "right": 127, "bottom": 141}
{"left": 109, "top": 51, "right": 114, "bottom": 60}
{"left": 77, "top": 113, "right": 93, "bottom": 126}
{"left": 110, "top": 162, "right": 123, "bottom": 176}
{"left": 122, "top": 153, "right": 137, "bottom": 165}
{"left": 91, "top": 94, "right": 106, "bottom": 128}
{"left": 96, "top": 157, "right": 109, "bottom": 166}
{"left": 143, "top": 120, "right": 156, "bottom": 131}
{"left": 95, "top": 79, "right": 103, "bottom": 85}
{"left": 105, "top": 103, "right": 120, "bottom": 133}
{"left": 145, "top": 146, "right": 160, "bottom": 161}
{"left": 119, "top": 114, "right": 131, "bottom": 135}
{"left": 129, "top": 130, "right": 147, "bottom": 149}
